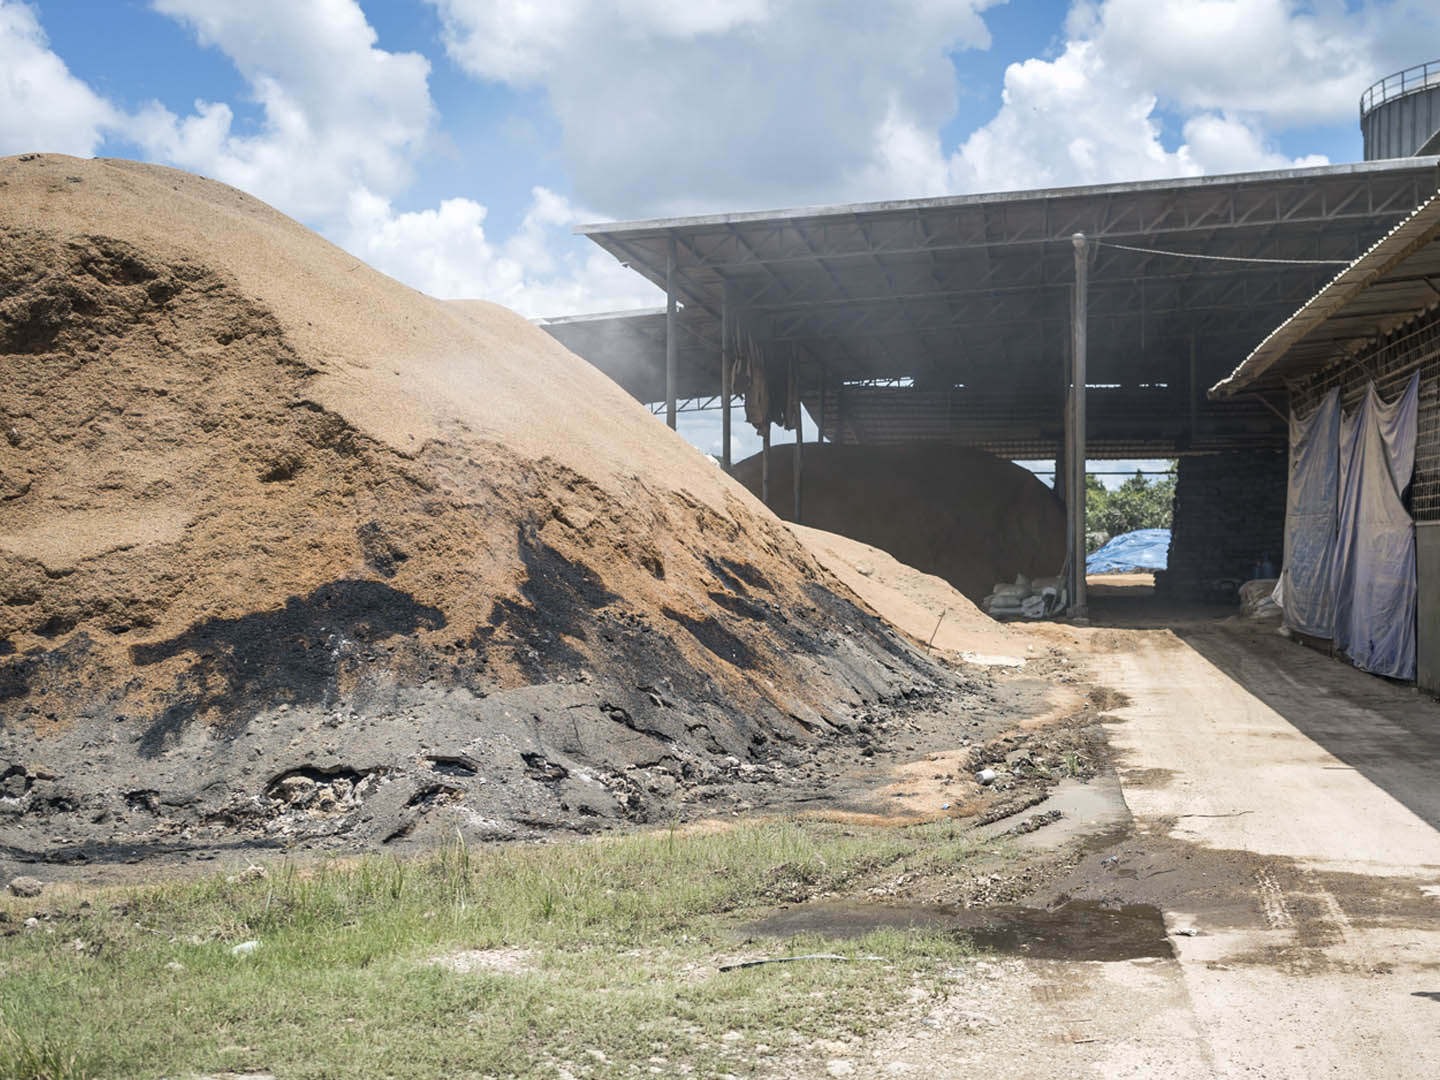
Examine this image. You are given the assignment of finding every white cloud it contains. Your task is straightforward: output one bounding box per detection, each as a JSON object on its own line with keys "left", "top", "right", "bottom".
{"left": 1180, "top": 112, "right": 1328, "bottom": 175}
{"left": 950, "top": 40, "right": 1202, "bottom": 192}
{"left": 122, "top": 0, "right": 654, "bottom": 316}
{"left": 428, "top": 0, "right": 998, "bottom": 218}
{"left": 432, "top": 0, "right": 776, "bottom": 84}
{"left": 1064, "top": 0, "right": 1409, "bottom": 128}
{"left": 430, "top": 0, "right": 1440, "bottom": 213}
{"left": 0, "top": 0, "right": 655, "bottom": 318}
{"left": 8, "top": 0, "right": 1436, "bottom": 325}
{"left": 129, "top": 0, "right": 433, "bottom": 220}
{"left": 339, "top": 185, "right": 661, "bottom": 317}
{"left": 0, "top": 1, "right": 119, "bottom": 156}
{"left": 943, "top": 0, "right": 1432, "bottom": 193}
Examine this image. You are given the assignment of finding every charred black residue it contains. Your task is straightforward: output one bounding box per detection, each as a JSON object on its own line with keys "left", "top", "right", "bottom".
{"left": 0, "top": 835, "right": 283, "bottom": 866}
{"left": 485, "top": 526, "right": 618, "bottom": 675}
{"left": 661, "top": 606, "right": 758, "bottom": 669}
{"left": 718, "top": 557, "right": 772, "bottom": 592}
{"left": 406, "top": 784, "right": 461, "bottom": 809}
{"left": 130, "top": 580, "right": 445, "bottom": 757}
{"left": 35, "top": 614, "right": 75, "bottom": 638}
{"left": 357, "top": 521, "right": 409, "bottom": 579}
{"left": 707, "top": 590, "right": 767, "bottom": 621}
{"left": 0, "top": 651, "right": 37, "bottom": 703}
{"left": 0, "top": 634, "right": 96, "bottom": 705}
{"left": 426, "top": 754, "right": 478, "bottom": 777}
{"left": 265, "top": 764, "right": 370, "bottom": 794}
{"left": 521, "top": 752, "right": 568, "bottom": 782}
{"left": 803, "top": 581, "right": 916, "bottom": 665}
{"left": 705, "top": 556, "right": 750, "bottom": 595}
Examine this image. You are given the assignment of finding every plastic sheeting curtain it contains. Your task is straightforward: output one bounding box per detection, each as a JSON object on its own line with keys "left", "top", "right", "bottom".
{"left": 1332, "top": 374, "right": 1419, "bottom": 679}
{"left": 1282, "top": 373, "right": 1419, "bottom": 679}
{"left": 1282, "top": 388, "right": 1341, "bottom": 638}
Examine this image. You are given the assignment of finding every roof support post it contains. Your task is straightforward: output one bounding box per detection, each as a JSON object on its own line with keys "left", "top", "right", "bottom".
{"left": 817, "top": 363, "right": 827, "bottom": 444}
{"left": 791, "top": 346, "right": 803, "bottom": 524}
{"left": 1188, "top": 335, "right": 1198, "bottom": 447}
{"left": 721, "top": 284, "right": 732, "bottom": 471}
{"left": 762, "top": 420, "right": 771, "bottom": 507}
{"left": 665, "top": 235, "right": 678, "bottom": 430}
{"left": 1057, "top": 328, "right": 1070, "bottom": 507}
{"left": 1070, "top": 233, "right": 1089, "bottom": 620}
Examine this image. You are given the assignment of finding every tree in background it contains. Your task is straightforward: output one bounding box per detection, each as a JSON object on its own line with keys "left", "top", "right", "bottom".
{"left": 1086, "top": 467, "right": 1175, "bottom": 549}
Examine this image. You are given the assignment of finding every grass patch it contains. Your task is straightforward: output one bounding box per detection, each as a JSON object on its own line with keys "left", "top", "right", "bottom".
{"left": 0, "top": 818, "right": 996, "bottom": 1078}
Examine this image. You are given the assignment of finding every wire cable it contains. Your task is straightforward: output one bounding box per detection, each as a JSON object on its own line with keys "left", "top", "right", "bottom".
{"left": 1097, "top": 240, "right": 1351, "bottom": 267}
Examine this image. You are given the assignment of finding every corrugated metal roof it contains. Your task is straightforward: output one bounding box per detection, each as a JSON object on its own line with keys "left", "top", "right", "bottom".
{"left": 1211, "top": 191, "right": 1440, "bottom": 396}
{"left": 563, "top": 160, "right": 1440, "bottom": 456}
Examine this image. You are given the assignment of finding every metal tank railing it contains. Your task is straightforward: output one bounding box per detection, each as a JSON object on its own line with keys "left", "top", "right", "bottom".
{"left": 1361, "top": 60, "right": 1440, "bottom": 120}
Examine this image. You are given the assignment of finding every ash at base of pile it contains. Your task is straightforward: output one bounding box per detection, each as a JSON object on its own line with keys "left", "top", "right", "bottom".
{"left": 0, "top": 155, "right": 993, "bottom": 872}
{"left": 1, "top": 642, "right": 977, "bottom": 869}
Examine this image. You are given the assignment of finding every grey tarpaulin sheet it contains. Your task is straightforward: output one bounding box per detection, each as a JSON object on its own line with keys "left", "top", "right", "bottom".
{"left": 1332, "top": 373, "right": 1419, "bottom": 679}
{"left": 1282, "top": 388, "right": 1341, "bottom": 638}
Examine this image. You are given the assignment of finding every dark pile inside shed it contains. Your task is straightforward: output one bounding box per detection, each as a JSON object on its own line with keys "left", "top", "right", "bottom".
{"left": 732, "top": 443, "right": 1067, "bottom": 602}
{"left": 0, "top": 155, "right": 986, "bottom": 868}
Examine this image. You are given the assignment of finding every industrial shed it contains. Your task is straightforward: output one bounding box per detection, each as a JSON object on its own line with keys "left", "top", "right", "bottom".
{"left": 544, "top": 159, "right": 1440, "bottom": 614}
{"left": 1213, "top": 193, "right": 1440, "bottom": 689}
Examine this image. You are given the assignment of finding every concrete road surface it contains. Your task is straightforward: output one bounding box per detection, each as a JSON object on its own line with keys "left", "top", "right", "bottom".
{"left": 808, "top": 616, "right": 1440, "bottom": 1078}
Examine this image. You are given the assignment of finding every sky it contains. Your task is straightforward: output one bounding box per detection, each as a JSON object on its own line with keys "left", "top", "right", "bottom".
{"left": 4, "top": 0, "right": 1435, "bottom": 480}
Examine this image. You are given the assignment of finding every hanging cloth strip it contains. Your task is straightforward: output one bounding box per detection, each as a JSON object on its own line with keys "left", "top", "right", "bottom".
{"left": 1282, "top": 388, "right": 1342, "bottom": 639}
{"left": 1332, "top": 372, "right": 1419, "bottom": 679}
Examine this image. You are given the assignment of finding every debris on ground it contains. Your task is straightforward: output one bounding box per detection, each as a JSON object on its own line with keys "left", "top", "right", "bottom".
{"left": 7, "top": 875, "right": 43, "bottom": 897}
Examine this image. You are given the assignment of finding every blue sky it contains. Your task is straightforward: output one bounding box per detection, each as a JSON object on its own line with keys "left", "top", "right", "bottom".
{"left": 2, "top": 0, "right": 1426, "bottom": 474}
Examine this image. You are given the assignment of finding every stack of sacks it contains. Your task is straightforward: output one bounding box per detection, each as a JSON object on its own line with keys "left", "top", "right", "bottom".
{"left": 982, "top": 574, "right": 1064, "bottom": 618}
{"left": 1238, "top": 578, "right": 1282, "bottom": 619}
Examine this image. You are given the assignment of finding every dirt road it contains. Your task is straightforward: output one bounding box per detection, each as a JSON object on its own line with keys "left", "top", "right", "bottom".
{"left": 806, "top": 614, "right": 1440, "bottom": 1078}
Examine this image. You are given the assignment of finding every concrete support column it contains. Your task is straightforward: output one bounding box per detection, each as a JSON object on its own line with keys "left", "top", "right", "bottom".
{"left": 1057, "top": 330, "right": 1070, "bottom": 507}
{"left": 790, "top": 347, "right": 802, "bottom": 524}
{"left": 1070, "top": 232, "right": 1089, "bottom": 618}
{"left": 665, "top": 235, "right": 678, "bottom": 430}
{"left": 1188, "top": 334, "right": 1198, "bottom": 446}
{"left": 720, "top": 286, "right": 732, "bottom": 471}
{"left": 817, "top": 364, "right": 827, "bottom": 444}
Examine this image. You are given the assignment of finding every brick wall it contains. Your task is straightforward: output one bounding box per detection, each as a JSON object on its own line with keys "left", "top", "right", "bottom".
{"left": 1290, "top": 303, "right": 1440, "bottom": 521}
{"left": 1157, "top": 450, "right": 1288, "bottom": 597}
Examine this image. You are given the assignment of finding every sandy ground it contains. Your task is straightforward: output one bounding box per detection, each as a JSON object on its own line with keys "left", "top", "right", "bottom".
{"left": 787, "top": 605, "right": 1440, "bottom": 1079}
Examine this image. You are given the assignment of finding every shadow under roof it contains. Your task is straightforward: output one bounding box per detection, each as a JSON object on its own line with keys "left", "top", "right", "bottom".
{"left": 552, "top": 159, "right": 1440, "bottom": 457}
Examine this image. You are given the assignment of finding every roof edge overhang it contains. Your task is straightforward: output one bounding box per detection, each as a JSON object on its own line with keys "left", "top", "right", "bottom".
{"left": 575, "top": 157, "right": 1440, "bottom": 238}
{"left": 1210, "top": 189, "right": 1440, "bottom": 397}
{"left": 532, "top": 307, "right": 666, "bottom": 326}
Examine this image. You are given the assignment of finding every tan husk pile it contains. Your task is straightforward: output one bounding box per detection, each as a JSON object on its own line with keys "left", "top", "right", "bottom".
{"left": 0, "top": 155, "right": 978, "bottom": 852}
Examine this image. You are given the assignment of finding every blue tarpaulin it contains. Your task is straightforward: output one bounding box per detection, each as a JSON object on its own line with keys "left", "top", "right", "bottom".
{"left": 1087, "top": 529, "right": 1171, "bottom": 574}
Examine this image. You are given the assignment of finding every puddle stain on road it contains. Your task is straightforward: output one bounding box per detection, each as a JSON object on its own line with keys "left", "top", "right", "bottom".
{"left": 743, "top": 899, "right": 1173, "bottom": 962}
